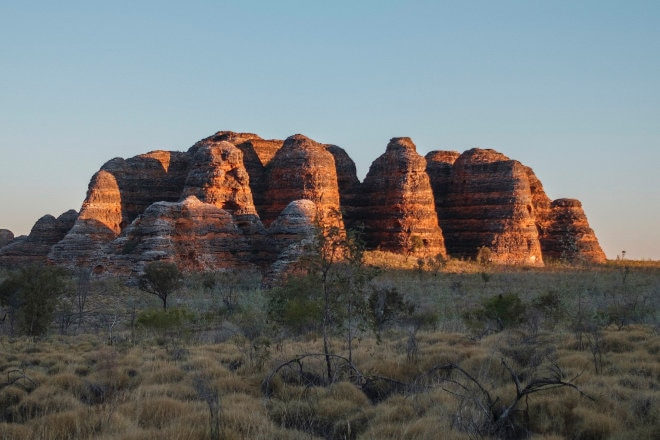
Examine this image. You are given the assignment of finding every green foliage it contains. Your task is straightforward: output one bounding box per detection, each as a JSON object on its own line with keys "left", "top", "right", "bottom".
{"left": 136, "top": 307, "right": 196, "bottom": 330}
{"left": 267, "top": 274, "right": 323, "bottom": 335}
{"left": 0, "top": 265, "right": 67, "bottom": 336}
{"left": 138, "top": 261, "right": 182, "bottom": 310}
{"left": 136, "top": 307, "right": 197, "bottom": 343}
{"left": 532, "top": 291, "right": 565, "bottom": 324}
{"left": 463, "top": 293, "right": 527, "bottom": 332}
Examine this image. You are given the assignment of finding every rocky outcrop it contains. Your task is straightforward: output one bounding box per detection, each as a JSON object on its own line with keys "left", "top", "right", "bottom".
{"left": 235, "top": 138, "right": 284, "bottom": 218}
{"left": 351, "top": 138, "right": 446, "bottom": 258}
{"left": 181, "top": 140, "right": 264, "bottom": 236}
{"left": 0, "top": 229, "right": 14, "bottom": 249}
{"left": 261, "top": 134, "right": 344, "bottom": 230}
{"left": 425, "top": 150, "right": 460, "bottom": 212}
{"left": 95, "top": 196, "right": 256, "bottom": 276}
{"left": 50, "top": 151, "right": 191, "bottom": 267}
{"left": 539, "top": 199, "right": 606, "bottom": 263}
{"left": 326, "top": 144, "right": 361, "bottom": 228}
{"left": 263, "top": 200, "right": 319, "bottom": 286}
{"left": 5, "top": 130, "right": 606, "bottom": 275}
{"left": 0, "top": 210, "right": 77, "bottom": 266}
{"left": 437, "top": 149, "right": 543, "bottom": 265}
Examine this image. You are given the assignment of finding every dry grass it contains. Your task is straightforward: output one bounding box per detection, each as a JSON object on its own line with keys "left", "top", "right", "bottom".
{"left": 0, "top": 262, "right": 658, "bottom": 439}
{"left": 0, "top": 326, "right": 658, "bottom": 439}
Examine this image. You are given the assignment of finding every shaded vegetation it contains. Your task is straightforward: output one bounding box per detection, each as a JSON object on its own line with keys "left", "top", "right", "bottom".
{"left": 0, "top": 256, "right": 658, "bottom": 438}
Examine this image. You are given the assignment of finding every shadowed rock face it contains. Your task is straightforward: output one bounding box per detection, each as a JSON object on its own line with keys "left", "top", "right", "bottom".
{"left": 261, "top": 199, "right": 319, "bottom": 287}
{"left": 351, "top": 138, "right": 447, "bottom": 258}
{"left": 261, "top": 134, "right": 344, "bottom": 230}
{"left": 326, "top": 144, "right": 361, "bottom": 229}
{"left": 0, "top": 210, "right": 77, "bottom": 266}
{"left": 425, "top": 150, "right": 460, "bottom": 211}
{"left": 540, "top": 199, "right": 606, "bottom": 263}
{"left": 235, "top": 138, "right": 284, "bottom": 219}
{"left": 3, "top": 130, "right": 606, "bottom": 276}
{"left": 0, "top": 229, "right": 14, "bottom": 249}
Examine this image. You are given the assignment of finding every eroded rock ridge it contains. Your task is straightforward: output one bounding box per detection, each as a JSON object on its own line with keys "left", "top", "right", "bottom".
{"left": 1, "top": 130, "right": 605, "bottom": 276}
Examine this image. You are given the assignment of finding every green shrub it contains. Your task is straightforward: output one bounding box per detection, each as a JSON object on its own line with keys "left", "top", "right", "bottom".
{"left": 267, "top": 275, "right": 323, "bottom": 335}
{"left": 136, "top": 307, "right": 197, "bottom": 342}
{"left": 0, "top": 265, "right": 68, "bottom": 336}
{"left": 463, "top": 293, "right": 527, "bottom": 332}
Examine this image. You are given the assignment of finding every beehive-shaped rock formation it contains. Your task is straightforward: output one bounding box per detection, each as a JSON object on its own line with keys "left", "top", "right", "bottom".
{"left": 351, "top": 138, "right": 446, "bottom": 258}
{"left": 434, "top": 148, "right": 543, "bottom": 265}
{"left": 261, "top": 134, "right": 344, "bottom": 230}
{"left": 0, "top": 129, "right": 606, "bottom": 276}
{"left": 0, "top": 210, "right": 77, "bottom": 267}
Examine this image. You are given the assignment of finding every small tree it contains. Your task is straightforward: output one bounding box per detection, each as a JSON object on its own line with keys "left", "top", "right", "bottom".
{"left": 139, "top": 261, "right": 182, "bottom": 310}
{"left": 0, "top": 265, "right": 67, "bottom": 336}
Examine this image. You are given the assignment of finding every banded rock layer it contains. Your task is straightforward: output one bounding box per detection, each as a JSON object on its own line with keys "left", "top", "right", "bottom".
{"left": 350, "top": 138, "right": 446, "bottom": 258}
{"left": 0, "top": 130, "right": 605, "bottom": 276}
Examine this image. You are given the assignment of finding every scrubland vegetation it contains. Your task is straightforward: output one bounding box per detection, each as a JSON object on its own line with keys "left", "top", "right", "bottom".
{"left": 0, "top": 256, "right": 658, "bottom": 439}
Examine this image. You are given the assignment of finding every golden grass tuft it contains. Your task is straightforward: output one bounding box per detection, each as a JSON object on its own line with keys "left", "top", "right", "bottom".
{"left": 220, "top": 393, "right": 275, "bottom": 438}
{"left": 142, "top": 361, "right": 185, "bottom": 385}
{"left": 569, "top": 406, "right": 618, "bottom": 439}
{"left": 29, "top": 408, "right": 99, "bottom": 440}
{"left": 0, "top": 422, "right": 30, "bottom": 440}
{"left": 120, "top": 396, "right": 191, "bottom": 429}
{"left": 15, "top": 384, "right": 83, "bottom": 422}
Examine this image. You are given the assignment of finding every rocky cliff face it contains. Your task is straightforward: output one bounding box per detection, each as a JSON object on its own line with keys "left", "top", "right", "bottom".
{"left": 235, "top": 138, "right": 284, "bottom": 219}
{"left": 437, "top": 149, "right": 543, "bottom": 265}
{"left": 0, "top": 210, "right": 77, "bottom": 267}
{"left": 351, "top": 138, "right": 446, "bottom": 258}
{"left": 97, "top": 196, "right": 256, "bottom": 277}
{"left": 539, "top": 199, "right": 606, "bottom": 263}
{"left": 49, "top": 151, "right": 191, "bottom": 268}
{"left": 261, "top": 134, "right": 344, "bottom": 230}
{"left": 3, "top": 130, "right": 606, "bottom": 276}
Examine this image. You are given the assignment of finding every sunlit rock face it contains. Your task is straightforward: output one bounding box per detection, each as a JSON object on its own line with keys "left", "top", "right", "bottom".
{"left": 435, "top": 148, "right": 544, "bottom": 265}
{"left": 4, "top": 129, "right": 607, "bottom": 275}
{"left": 0, "top": 210, "right": 77, "bottom": 267}
{"left": 0, "top": 229, "right": 14, "bottom": 249}
{"left": 351, "top": 138, "right": 447, "bottom": 258}
{"left": 261, "top": 134, "right": 344, "bottom": 231}
{"left": 95, "top": 196, "right": 257, "bottom": 277}
{"left": 50, "top": 151, "right": 191, "bottom": 268}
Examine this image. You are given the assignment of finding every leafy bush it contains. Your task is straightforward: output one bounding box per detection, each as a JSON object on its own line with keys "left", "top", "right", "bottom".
{"left": 0, "top": 265, "right": 68, "bottom": 336}
{"left": 267, "top": 274, "right": 323, "bottom": 335}
{"left": 138, "top": 261, "right": 182, "bottom": 310}
{"left": 136, "top": 307, "right": 197, "bottom": 342}
{"left": 463, "top": 293, "right": 527, "bottom": 332}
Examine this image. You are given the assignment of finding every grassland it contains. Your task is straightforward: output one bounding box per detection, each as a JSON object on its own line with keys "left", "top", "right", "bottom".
{"left": 0, "top": 257, "right": 658, "bottom": 439}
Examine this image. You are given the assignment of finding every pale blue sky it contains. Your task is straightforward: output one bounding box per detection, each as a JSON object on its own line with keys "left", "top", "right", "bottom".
{"left": 1, "top": 1, "right": 658, "bottom": 259}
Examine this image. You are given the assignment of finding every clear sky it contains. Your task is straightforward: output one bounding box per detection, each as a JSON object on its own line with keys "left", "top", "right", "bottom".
{"left": 1, "top": 1, "right": 658, "bottom": 260}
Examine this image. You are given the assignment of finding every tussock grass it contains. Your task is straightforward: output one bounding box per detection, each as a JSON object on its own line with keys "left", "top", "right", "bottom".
{"left": 0, "top": 262, "right": 658, "bottom": 439}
